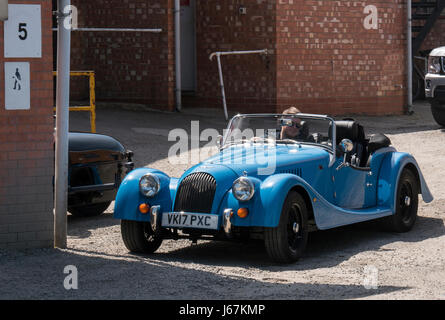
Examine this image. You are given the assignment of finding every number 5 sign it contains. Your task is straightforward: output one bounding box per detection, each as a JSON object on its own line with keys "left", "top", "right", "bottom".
{"left": 4, "top": 4, "right": 42, "bottom": 58}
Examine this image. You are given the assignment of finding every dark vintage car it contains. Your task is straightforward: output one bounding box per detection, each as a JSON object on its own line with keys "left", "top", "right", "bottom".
{"left": 67, "top": 132, "right": 134, "bottom": 216}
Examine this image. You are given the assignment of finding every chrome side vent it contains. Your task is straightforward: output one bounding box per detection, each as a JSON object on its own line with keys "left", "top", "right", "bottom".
{"left": 279, "top": 168, "right": 303, "bottom": 177}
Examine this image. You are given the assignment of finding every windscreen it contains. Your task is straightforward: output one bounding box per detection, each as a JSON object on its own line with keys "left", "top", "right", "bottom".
{"left": 223, "top": 115, "right": 334, "bottom": 149}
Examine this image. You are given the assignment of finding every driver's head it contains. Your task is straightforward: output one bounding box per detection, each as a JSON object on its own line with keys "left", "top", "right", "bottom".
{"left": 281, "top": 106, "right": 302, "bottom": 139}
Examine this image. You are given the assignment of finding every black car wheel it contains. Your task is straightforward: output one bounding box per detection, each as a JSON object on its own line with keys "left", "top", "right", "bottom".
{"left": 68, "top": 201, "right": 112, "bottom": 217}
{"left": 264, "top": 191, "right": 308, "bottom": 263}
{"left": 431, "top": 99, "right": 445, "bottom": 127}
{"left": 412, "top": 71, "right": 423, "bottom": 101}
{"left": 121, "top": 220, "right": 163, "bottom": 254}
{"left": 383, "top": 169, "right": 419, "bottom": 233}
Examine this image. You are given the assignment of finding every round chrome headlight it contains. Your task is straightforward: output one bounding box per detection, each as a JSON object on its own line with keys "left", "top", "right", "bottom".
{"left": 139, "top": 174, "right": 161, "bottom": 198}
{"left": 232, "top": 177, "right": 255, "bottom": 202}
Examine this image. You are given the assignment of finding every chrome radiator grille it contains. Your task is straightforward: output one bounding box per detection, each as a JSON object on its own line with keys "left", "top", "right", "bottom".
{"left": 174, "top": 172, "right": 216, "bottom": 213}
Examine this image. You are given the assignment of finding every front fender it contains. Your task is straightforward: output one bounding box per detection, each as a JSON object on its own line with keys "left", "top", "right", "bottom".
{"left": 259, "top": 174, "right": 312, "bottom": 227}
{"left": 113, "top": 168, "right": 173, "bottom": 222}
{"left": 219, "top": 174, "right": 314, "bottom": 228}
{"left": 377, "top": 152, "right": 433, "bottom": 212}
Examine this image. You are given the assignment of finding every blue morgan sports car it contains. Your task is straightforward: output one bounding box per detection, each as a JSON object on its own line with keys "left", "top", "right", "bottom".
{"left": 114, "top": 113, "right": 433, "bottom": 263}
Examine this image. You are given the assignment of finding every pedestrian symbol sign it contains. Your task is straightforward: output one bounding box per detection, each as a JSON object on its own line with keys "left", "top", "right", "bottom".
{"left": 13, "top": 68, "right": 22, "bottom": 91}
{"left": 5, "top": 62, "right": 30, "bottom": 110}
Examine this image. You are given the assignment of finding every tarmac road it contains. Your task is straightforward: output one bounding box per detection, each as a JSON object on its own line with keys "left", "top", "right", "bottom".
{"left": 1, "top": 101, "right": 444, "bottom": 300}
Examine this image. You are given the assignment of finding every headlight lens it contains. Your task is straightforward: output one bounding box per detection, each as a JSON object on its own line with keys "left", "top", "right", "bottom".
{"left": 232, "top": 177, "right": 255, "bottom": 202}
{"left": 428, "top": 56, "right": 442, "bottom": 74}
{"left": 139, "top": 174, "right": 160, "bottom": 198}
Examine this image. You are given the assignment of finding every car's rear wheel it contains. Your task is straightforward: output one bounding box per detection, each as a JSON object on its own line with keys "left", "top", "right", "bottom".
{"left": 431, "top": 99, "right": 445, "bottom": 127}
{"left": 68, "top": 201, "right": 112, "bottom": 217}
{"left": 264, "top": 191, "right": 308, "bottom": 263}
{"left": 121, "top": 220, "right": 163, "bottom": 254}
{"left": 383, "top": 169, "right": 419, "bottom": 233}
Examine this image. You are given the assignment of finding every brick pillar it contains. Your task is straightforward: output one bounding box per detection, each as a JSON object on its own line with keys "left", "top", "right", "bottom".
{"left": 0, "top": 0, "right": 54, "bottom": 248}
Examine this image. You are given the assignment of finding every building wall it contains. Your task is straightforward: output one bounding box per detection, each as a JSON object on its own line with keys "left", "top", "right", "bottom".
{"left": 0, "top": 0, "right": 54, "bottom": 248}
{"left": 275, "top": 0, "right": 407, "bottom": 115}
{"left": 67, "top": 1, "right": 445, "bottom": 116}
{"left": 191, "top": 0, "right": 277, "bottom": 114}
{"left": 70, "top": 0, "right": 176, "bottom": 111}
{"left": 421, "top": 17, "right": 445, "bottom": 51}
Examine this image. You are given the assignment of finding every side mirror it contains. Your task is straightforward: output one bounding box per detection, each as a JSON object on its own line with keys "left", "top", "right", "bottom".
{"left": 340, "top": 139, "right": 354, "bottom": 153}
{"left": 216, "top": 135, "right": 223, "bottom": 149}
{"left": 336, "top": 139, "right": 354, "bottom": 171}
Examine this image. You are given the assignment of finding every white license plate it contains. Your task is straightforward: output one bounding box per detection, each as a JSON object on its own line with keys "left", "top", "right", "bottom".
{"left": 161, "top": 212, "right": 219, "bottom": 230}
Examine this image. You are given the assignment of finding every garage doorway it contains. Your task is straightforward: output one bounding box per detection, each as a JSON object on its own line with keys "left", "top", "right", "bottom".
{"left": 180, "top": 0, "right": 196, "bottom": 93}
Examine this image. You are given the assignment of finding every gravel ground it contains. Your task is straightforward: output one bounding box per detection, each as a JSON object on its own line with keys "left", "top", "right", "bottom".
{"left": 1, "top": 101, "right": 444, "bottom": 300}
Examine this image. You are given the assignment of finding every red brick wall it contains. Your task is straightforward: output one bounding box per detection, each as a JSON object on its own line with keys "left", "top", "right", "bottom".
{"left": 69, "top": 0, "right": 176, "bottom": 111}
{"left": 192, "top": 0, "right": 277, "bottom": 114}
{"left": 421, "top": 17, "right": 445, "bottom": 51}
{"left": 0, "top": 0, "right": 54, "bottom": 248}
{"left": 275, "top": 0, "right": 407, "bottom": 116}
{"left": 67, "top": 1, "right": 414, "bottom": 116}
{"left": 190, "top": 0, "right": 408, "bottom": 116}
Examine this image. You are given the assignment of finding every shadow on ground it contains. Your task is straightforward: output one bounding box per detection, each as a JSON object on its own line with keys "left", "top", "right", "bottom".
{"left": 0, "top": 244, "right": 407, "bottom": 300}
{"left": 148, "top": 215, "right": 445, "bottom": 271}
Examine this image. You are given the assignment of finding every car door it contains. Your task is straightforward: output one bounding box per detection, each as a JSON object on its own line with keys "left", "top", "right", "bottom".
{"left": 331, "top": 157, "right": 378, "bottom": 209}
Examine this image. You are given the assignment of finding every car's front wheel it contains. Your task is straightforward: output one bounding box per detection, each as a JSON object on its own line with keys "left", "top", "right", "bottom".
{"left": 121, "top": 220, "right": 163, "bottom": 254}
{"left": 431, "top": 99, "right": 445, "bottom": 127}
{"left": 264, "top": 191, "right": 309, "bottom": 263}
{"left": 383, "top": 169, "right": 419, "bottom": 233}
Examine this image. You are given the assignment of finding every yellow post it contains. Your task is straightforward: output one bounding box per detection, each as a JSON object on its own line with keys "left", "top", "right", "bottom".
{"left": 89, "top": 72, "right": 96, "bottom": 133}
{"left": 53, "top": 71, "right": 97, "bottom": 133}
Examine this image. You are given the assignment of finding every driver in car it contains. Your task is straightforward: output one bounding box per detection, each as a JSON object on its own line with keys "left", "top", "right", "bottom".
{"left": 280, "top": 107, "right": 309, "bottom": 141}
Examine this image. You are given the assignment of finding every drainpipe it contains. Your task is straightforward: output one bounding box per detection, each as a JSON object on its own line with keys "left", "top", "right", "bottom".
{"left": 407, "top": 0, "right": 413, "bottom": 114}
{"left": 54, "top": 0, "right": 71, "bottom": 248}
{"left": 175, "top": 0, "right": 182, "bottom": 111}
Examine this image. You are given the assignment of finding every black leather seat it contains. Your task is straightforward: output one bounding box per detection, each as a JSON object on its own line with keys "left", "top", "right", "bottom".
{"left": 334, "top": 120, "right": 366, "bottom": 166}
{"left": 365, "top": 133, "right": 392, "bottom": 167}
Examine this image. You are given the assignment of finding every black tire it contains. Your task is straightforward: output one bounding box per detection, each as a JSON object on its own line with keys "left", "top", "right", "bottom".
{"left": 383, "top": 169, "right": 419, "bottom": 233}
{"left": 264, "top": 191, "right": 309, "bottom": 263}
{"left": 121, "top": 220, "right": 163, "bottom": 254}
{"left": 412, "top": 71, "right": 423, "bottom": 101}
{"left": 431, "top": 100, "right": 445, "bottom": 127}
{"left": 68, "top": 201, "right": 112, "bottom": 217}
